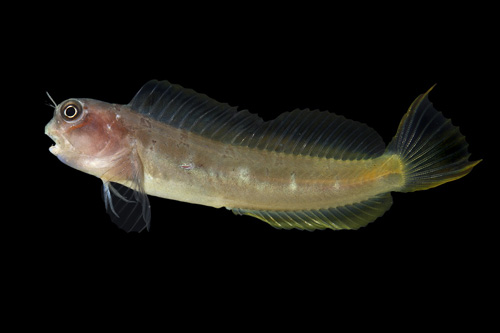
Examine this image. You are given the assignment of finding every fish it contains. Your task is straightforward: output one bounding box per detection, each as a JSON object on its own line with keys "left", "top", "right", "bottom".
{"left": 45, "top": 80, "right": 481, "bottom": 232}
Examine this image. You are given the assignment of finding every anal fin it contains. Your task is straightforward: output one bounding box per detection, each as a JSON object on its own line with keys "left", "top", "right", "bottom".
{"left": 232, "top": 193, "right": 393, "bottom": 231}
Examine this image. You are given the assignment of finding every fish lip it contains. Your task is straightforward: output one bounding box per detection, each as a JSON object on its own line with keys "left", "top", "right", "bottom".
{"left": 45, "top": 129, "right": 74, "bottom": 157}
{"left": 45, "top": 125, "right": 62, "bottom": 155}
{"left": 49, "top": 142, "right": 61, "bottom": 155}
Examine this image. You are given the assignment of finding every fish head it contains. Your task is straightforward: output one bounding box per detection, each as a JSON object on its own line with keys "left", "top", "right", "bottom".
{"left": 45, "top": 98, "right": 132, "bottom": 178}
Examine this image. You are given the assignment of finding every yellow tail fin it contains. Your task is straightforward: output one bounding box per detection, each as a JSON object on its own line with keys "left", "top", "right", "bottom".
{"left": 386, "top": 85, "right": 481, "bottom": 192}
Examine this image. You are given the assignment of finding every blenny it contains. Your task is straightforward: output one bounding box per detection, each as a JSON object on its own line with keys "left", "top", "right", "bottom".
{"left": 45, "top": 80, "right": 480, "bottom": 232}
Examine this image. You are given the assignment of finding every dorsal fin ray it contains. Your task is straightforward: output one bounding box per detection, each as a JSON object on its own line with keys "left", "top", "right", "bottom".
{"left": 128, "top": 80, "right": 385, "bottom": 160}
{"left": 128, "top": 80, "right": 263, "bottom": 141}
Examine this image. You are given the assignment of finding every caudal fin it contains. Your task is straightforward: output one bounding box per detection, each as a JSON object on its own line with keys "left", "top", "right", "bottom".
{"left": 386, "top": 85, "right": 481, "bottom": 192}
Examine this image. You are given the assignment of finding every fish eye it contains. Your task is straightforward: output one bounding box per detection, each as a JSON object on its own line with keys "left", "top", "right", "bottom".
{"left": 61, "top": 101, "right": 83, "bottom": 122}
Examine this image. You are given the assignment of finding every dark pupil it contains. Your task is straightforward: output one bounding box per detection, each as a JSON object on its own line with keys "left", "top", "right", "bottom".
{"left": 65, "top": 105, "right": 78, "bottom": 118}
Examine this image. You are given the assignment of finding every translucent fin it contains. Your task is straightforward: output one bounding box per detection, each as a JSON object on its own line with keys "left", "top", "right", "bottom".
{"left": 248, "top": 109, "right": 385, "bottom": 159}
{"left": 100, "top": 148, "right": 151, "bottom": 232}
{"left": 232, "top": 193, "right": 393, "bottom": 231}
{"left": 102, "top": 181, "right": 151, "bottom": 232}
{"left": 386, "top": 85, "right": 481, "bottom": 192}
{"left": 129, "top": 80, "right": 385, "bottom": 160}
{"left": 128, "top": 79, "right": 263, "bottom": 143}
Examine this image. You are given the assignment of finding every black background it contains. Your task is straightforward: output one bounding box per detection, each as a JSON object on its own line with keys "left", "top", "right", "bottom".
{"left": 32, "top": 40, "right": 490, "bottom": 243}
{"left": 7, "top": 5, "right": 496, "bottom": 327}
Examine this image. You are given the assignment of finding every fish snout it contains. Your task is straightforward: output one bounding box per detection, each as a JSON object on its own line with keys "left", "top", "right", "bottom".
{"left": 45, "top": 119, "right": 63, "bottom": 155}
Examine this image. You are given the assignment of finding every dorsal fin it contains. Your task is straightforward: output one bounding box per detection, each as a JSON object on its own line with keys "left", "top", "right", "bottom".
{"left": 128, "top": 79, "right": 263, "bottom": 142}
{"left": 242, "top": 109, "right": 385, "bottom": 159}
{"left": 129, "top": 80, "right": 385, "bottom": 160}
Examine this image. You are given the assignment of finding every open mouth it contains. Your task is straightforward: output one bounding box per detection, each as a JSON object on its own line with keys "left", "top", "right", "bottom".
{"left": 47, "top": 138, "right": 60, "bottom": 155}
{"left": 49, "top": 142, "right": 61, "bottom": 155}
{"left": 45, "top": 125, "right": 61, "bottom": 155}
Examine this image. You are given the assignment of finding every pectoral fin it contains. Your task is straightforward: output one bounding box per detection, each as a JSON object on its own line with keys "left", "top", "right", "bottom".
{"left": 102, "top": 181, "right": 151, "bottom": 232}
{"left": 100, "top": 150, "right": 151, "bottom": 232}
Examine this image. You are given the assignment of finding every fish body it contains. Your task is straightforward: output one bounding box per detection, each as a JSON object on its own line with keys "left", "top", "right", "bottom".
{"left": 45, "top": 80, "right": 480, "bottom": 232}
{"left": 137, "top": 123, "right": 402, "bottom": 211}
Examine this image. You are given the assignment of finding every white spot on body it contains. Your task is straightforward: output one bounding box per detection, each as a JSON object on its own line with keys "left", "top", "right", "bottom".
{"left": 289, "top": 172, "right": 297, "bottom": 191}
{"left": 238, "top": 167, "right": 251, "bottom": 184}
{"left": 333, "top": 178, "right": 341, "bottom": 190}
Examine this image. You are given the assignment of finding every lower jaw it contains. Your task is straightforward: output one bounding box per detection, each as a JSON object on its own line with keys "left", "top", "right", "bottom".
{"left": 49, "top": 144, "right": 60, "bottom": 155}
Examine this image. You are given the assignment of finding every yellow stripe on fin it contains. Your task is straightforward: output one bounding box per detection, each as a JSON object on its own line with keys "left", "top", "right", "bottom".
{"left": 232, "top": 193, "right": 393, "bottom": 231}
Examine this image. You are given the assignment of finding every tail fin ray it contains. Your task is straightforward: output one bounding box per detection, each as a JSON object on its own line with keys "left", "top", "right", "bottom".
{"left": 387, "top": 85, "right": 480, "bottom": 192}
